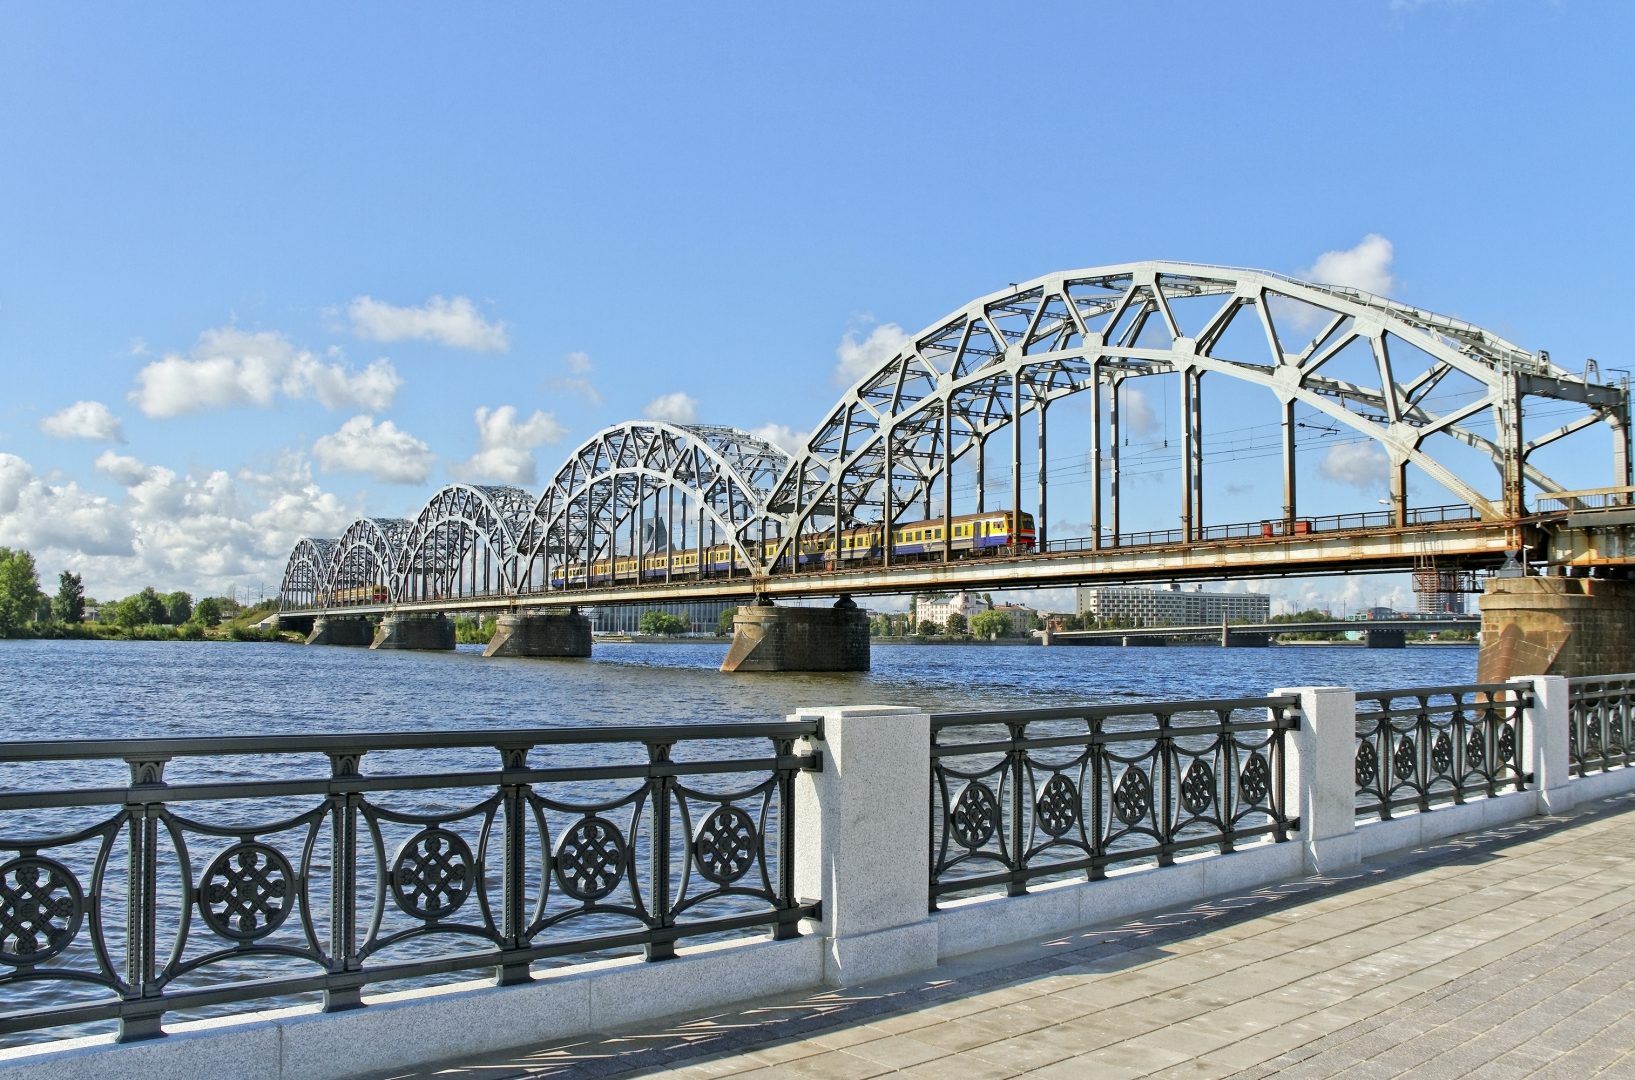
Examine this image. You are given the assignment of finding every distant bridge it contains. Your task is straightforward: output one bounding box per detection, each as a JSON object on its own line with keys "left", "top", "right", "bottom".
{"left": 1042, "top": 616, "right": 1481, "bottom": 649}
{"left": 272, "top": 261, "right": 1635, "bottom": 672}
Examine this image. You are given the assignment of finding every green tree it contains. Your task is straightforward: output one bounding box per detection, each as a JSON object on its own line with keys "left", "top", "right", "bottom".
{"left": 193, "top": 596, "right": 224, "bottom": 626}
{"left": 969, "top": 610, "right": 1009, "bottom": 639}
{"left": 945, "top": 612, "right": 968, "bottom": 636}
{"left": 916, "top": 619, "right": 939, "bottom": 637}
{"left": 639, "top": 610, "right": 689, "bottom": 635}
{"left": 0, "top": 547, "right": 43, "bottom": 637}
{"left": 716, "top": 607, "right": 738, "bottom": 636}
{"left": 162, "top": 590, "right": 193, "bottom": 625}
{"left": 114, "top": 587, "right": 166, "bottom": 629}
{"left": 52, "top": 571, "right": 85, "bottom": 624}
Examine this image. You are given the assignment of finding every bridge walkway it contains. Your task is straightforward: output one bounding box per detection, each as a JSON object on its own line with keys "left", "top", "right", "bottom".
{"left": 400, "top": 794, "right": 1635, "bottom": 1080}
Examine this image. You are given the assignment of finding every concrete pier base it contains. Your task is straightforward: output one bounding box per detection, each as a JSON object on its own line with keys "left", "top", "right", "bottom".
{"left": 1479, "top": 575, "right": 1635, "bottom": 681}
{"left": 1363, "top": 629, "right": 1406, "bottom": 649}
{"left": 721, "top": 598, "right": 870, "bottom": 673}
{"left": 483, "top": 611, "right": 593, "bottom": 658}
{"left": 371, "top": 613, "right": 455, "bottom": 651}
{"left": 1222, "top": 632, "right": 1271, "bottom": 648}
{"left": 307, "top": 615, "right": 375, "bottom": 647}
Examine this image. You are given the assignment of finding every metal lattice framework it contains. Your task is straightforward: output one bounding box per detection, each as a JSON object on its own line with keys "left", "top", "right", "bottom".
{"left": 278, "top": 261, "right": 1630, "bottom": 612}
{"left": 767, "top": 261, "right": 1627, "bottom": 562}
{"left": 516, "top": 423, "right": 790, "bottom": 590}
{"left": 323, "top": 518, "right": 411, "bottom": 607}
{"left": 397, "top": 485, "right": 536, "bottom": 601}
{"left": 277, "top": 537, "right": 336, "bottom": 610}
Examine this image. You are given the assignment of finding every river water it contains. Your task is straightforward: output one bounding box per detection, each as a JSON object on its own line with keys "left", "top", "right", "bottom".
{"left": 1, "top": 638, "right": 1478, "bottom": 741}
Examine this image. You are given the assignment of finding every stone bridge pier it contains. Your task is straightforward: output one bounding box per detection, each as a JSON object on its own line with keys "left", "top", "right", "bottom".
{"left": 484, "top": 610, "right": 593, "bottom": 658}
{"left": 1363, "top": 628, "right": 1406, "bottom": 649}
{"left": 307, "top": 615, "right": 375, "bottom": 647}
{"left": 1479, "top": 575, "right": 1635, "bottom": 681}
{"left": 371, "top": 613, "right": 455, "bottom": 651}
{"left": 721, "top": 596, "right": 870, "bottom": 672}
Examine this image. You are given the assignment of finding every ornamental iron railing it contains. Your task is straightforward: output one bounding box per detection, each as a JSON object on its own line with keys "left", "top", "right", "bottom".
{"left": 0, "top": 722, "right": 818, "bottom": 1044}
{"left": 1567, "top": 675, "right": 1635, "bottom": 776}
{"left": 928, "top": 697, "right": 1298, "bottom": 904}
{"left": 1353, "top": 683, "right": 1530, "bottom": 819}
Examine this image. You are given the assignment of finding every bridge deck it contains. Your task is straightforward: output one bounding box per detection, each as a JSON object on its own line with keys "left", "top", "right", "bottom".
{"left": 413, "top": 793, "right": 1635, "bottom": 1080}
{"left": 282, "top": 516, "right": 1523, "bottom": 618}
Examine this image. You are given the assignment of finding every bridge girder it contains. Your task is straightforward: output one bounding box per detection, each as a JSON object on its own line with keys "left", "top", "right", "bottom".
{"left": 277, "top": 536, "right": 336, "bottom": 612}
{"left": 518, "top": 422, "right": 790, "bottom": 588}
{"left": 321, "top": 517, "right": 412, "bottom": 606}
{"left": 396, "top": 484, "right": 535, "bottom": 602}
{"left": 761, "top": 262, "right": 1626, "bottom": 566}
{"left": 276, "top": 261, "right": 1630, "bottom": 613}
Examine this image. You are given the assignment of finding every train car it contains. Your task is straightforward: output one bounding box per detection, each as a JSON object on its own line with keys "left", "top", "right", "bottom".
{"left": 331, "top": 585, "right": 391, "bottom": 604}
{"left": 547, "top": 510, "right": 1035, "bottom": 588}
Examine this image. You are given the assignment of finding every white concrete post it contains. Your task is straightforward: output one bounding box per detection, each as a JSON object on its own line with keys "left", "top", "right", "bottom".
{"left": 792, "top": 706, "right": 938, "bottom": 986}
{"left": 1525, "top": 675, "right": 1573, "bottom": 815}
{"left": 1278, "top": 686, "right": 1360, "bottom": 874}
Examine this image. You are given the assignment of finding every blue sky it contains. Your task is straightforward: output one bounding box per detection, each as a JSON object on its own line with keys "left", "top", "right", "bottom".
{"left": 1, "top": 1, "right": 1631, "bottom": 612}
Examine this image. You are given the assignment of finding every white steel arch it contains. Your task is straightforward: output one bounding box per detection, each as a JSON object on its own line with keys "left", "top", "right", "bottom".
{"left": 396, "top": 485, "right": 535, "bottom": 601}
{"left": 518, "top": 422, "right": 789, "bottom": 592}
{"left": 760, "top": 261, "right": 1628, "bottom": 566}
{"left": 323, "top": 518, "right": 412, "bottom": 607}
{"left": 277, "top": 537, "right": 336, "bottom": 612}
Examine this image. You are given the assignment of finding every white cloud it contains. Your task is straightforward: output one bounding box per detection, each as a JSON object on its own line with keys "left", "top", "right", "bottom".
{"left": 553, "top": 377, "right": 603, "bottom": 405}
{"left": 41, "top": 400, "right": 125, "bottom": 443}
{"left": 453, "top": 405, "right": 567, "bottom": 485}
{"left": 312, "top": 415, "right": 434, "bottom": 484}
{"left": 130, "top": 327, "right": 401, "bottom": 418}
{"left": 0, "top": 453, "right": 133, "bottom": 557}
{"left": 1302, "top": 234, "right": 1395, "bottom": 296}
{"left": 1114, "top": 383, "right": 1160, "bottom": 436}
{"left": 835, "top": 322, "right": 911, "bottom": 386}
{"left": 347, "top": 295, "right": 509, "bottom": 353}
{"left": 0, "top": 450, "right": 364, "bottom": 601}
{"left": 1318, "top": 441, "right": 1390, "bottom": 490}
{"left": 750, "top": 423, "right": 808, "bottom": 456}
{"left": 564, "top": 351, "right": 593, "bottom": 374}
{"left": 95, "top": 451, "right": 149, "bottom": 487}
{"left": 644, "top": 392, "right": 698, "bottom": 425}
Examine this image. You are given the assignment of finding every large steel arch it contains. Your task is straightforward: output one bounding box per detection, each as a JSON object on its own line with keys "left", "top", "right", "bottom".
{"left": 761, "top": 261, "right": 1628, "bottom": 565}
{"left": 519, "top": 422, "right": 789, "bottom": 591}
{"left": 323, "top": 518, "right": 412, "bottom": 607}
{"left": 278, "top": 537, "right": 336, "bottom": 612}
{"left": 396, "top": 484, "right": 535, "bottom": 601}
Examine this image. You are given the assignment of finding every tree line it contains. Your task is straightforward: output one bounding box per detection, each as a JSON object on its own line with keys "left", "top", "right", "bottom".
{"left": 0, "top": 546, "right": 257, "bottom": 640}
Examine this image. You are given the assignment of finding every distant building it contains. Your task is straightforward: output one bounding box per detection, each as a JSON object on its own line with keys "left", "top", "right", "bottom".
{"left": 991, "top": 603, "right": 1036, "bottom": 633}
{"left": 915, "top": 592, "right": 987, "bottom": 629}
{"left": 1075, "top": 584, "right": 1269, "bottom": 628}
{"left": 584, "top": 600, "right": 738, "bottom": 635}
{"left": 1415, "top": 590, "right": 1466, "bottom": 615}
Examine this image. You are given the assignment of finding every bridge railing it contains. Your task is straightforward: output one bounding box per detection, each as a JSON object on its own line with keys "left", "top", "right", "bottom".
{"left": 12, "top": 675, "right": 1635, "bottom": 1063}
{"left": 1353, "top": 684, "right": 1531, "bottom": 819}
{"left": 0, "top": 722, "right": 818, "bottom": 1044}
{"left": 1045, "top": 503, "right": 1479, "bottom": 554}
{"left": 927, "top": 697, "right": 1298, "bottom": 903}
{"left": 1567, "top": 674, "right": 1635, "bottom": 775}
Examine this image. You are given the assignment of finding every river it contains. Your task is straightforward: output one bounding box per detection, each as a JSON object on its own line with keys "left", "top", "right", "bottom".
{"left": 0, "top": 638, "right": 1479, "bottom": 741}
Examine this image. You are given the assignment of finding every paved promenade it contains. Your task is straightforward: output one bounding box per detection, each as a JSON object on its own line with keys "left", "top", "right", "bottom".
{"left": 394, "top": 793, "right": 1635, "bottom": 1080}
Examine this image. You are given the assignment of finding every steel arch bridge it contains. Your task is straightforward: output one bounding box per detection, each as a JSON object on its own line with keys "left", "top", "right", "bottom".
{"left": 279, "top": 261, "right": 1631, "bottom": 616}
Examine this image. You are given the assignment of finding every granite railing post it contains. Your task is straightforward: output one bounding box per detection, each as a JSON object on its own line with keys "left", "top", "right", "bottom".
{"left": 1278, "top": 685, "right": 1359, "bottom": 874}
{"left": 792, "top": 706, "right": 938, "bottom": 986}
{"left": 1525, "top": 675, "right": 1572, "bottom": 814}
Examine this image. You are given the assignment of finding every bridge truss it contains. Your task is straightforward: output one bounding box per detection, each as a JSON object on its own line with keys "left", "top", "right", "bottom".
{"left": 280, "top": 262, "right": 1630, "bottom": 613}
